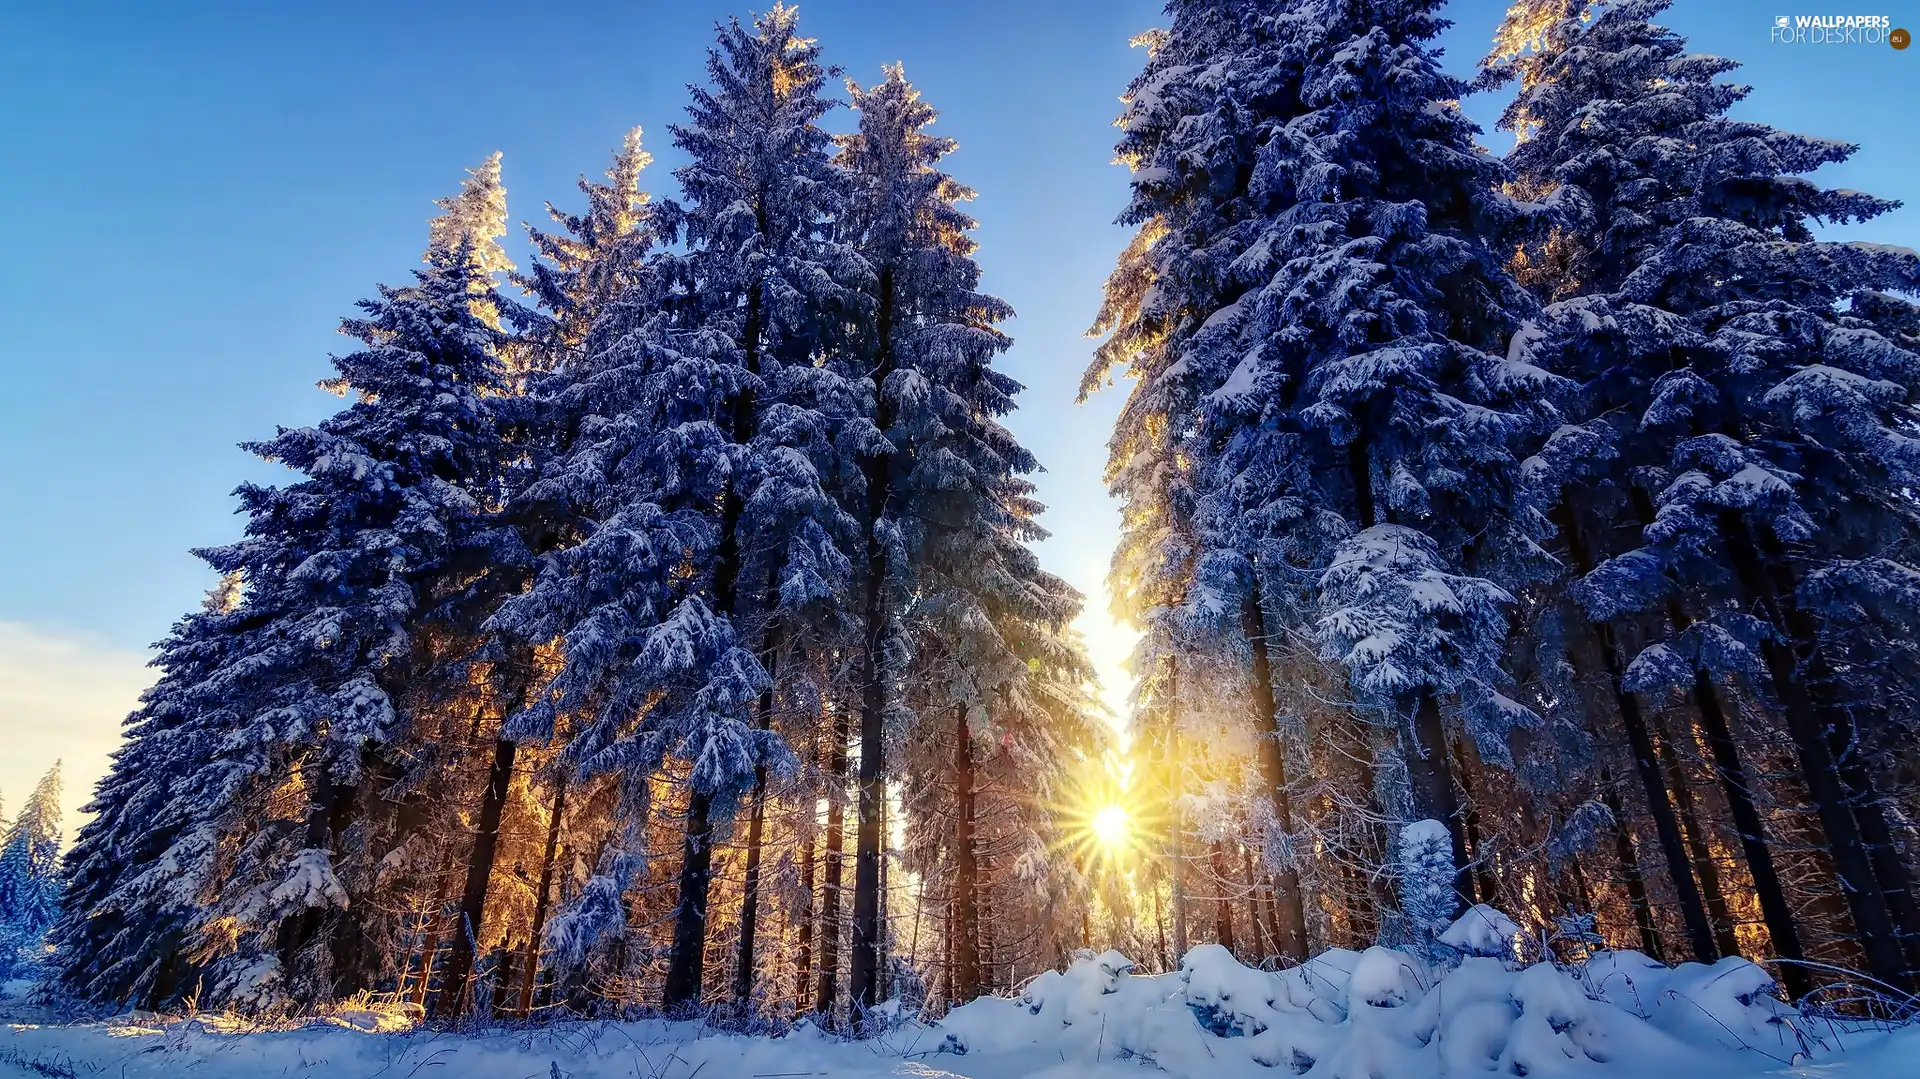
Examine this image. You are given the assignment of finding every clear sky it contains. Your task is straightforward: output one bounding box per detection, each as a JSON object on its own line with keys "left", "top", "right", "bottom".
{"left": 2, "top": 0, "right": 1916, "bottom": 827}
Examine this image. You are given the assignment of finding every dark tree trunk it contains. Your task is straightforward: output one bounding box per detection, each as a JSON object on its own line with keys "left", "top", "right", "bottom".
{"left": 1653, "top": 714, "right": 1741, "bottom": 961}
{"left": 434, "top": 735, "right": 517, "bottom": 1019}
{"left": 794, "top": 735, "right": 820, "bottom": 1012}
{"left": 850, "top": 266, "right": 898, "bottom": 1019}
{"left": 1557, "top": 502, "right": 1716, "bottom": 961}
{"left": 816, "top": 707, "right": 851, "bottom": 1016}
{"left": 1154, "top": 882, "right": 1169, "bottom": 972}
{"left": 1601, "top": 778, "right": 1663, "bottom": 959}
{"left": 941, "top": 893, "right": 956, "bottom": 1010}
{"left": 664, "top": 266, "right": 767, "bottom": 1012}
{"left": 1240, "top": 845, "right": 1275, "bottom": 959}
{"left": 952, "top": 703, "right": 981, "bottom": 1003}
{"left": 1241, "top": 585, "right": 1309, "bottom": 962}
{"left": 732, "top": 633, "right": 782, "bottom": 1012}
{"left": 1210, "top": 842, "right": 1237, "bottom": 953}
{"left": 1406, "top": 691, "right": 1471, "bottom": 912}
{"left": 1720, "top": 513, "right": 1911, "bottom": 989}
{"left": 1454, "top": 738, "right": 1500, "bottom": 908}
{"left": 664, "top": 792, "right": 716, "bottom": 1012}
{"left": 1674, "top": 616, "right": 1810, "bottom": 996}
{"left": 518, "top": 776, "right": 567, "bottom": 1017}
{"left": 1599, "top": 647, "right": 1717, "bottom": 961}
{"left": 795, "top": 826, "right": 816, "bottom": 1010}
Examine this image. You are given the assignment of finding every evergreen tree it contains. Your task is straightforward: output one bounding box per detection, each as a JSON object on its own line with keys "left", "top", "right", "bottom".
{"left": 0, "top": 764, "right": 64, "bottom": 947}
{"left": 1090, "top": 0, "right": 1557, "bottom": 932}
{"left": 1488, "top": 0, "right": 1920, "bottom": 987}
{"left": 48, "top": 579, "right": 248, "bottom": 1005}
{"left": 51, "top": 156, "right": 521, "bottom": 1011}
{"left": 491, "top": 5, "right": 859, "bottom": 1013}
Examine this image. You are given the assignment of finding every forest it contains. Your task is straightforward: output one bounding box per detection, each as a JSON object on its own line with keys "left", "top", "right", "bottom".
{"left": 17, "top": 0, "right": 1920, "bottom": 1037}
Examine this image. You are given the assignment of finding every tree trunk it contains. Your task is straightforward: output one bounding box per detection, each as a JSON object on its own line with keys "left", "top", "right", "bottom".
{"left": 795, "top": 823, "right": 816, "bottom": 1011}
{"left": 1154, "top": 882, "right": 1169, "bottom": 972}
{"left": 1672, "top": 610, "right": 1810, "bottom": 997}
{"left": 732, "top": 633, "right": 783, "bottom": 1012}
{"left": 1720, "top": 513, "right": 1911, "bottom": 989}
{"left": 1241, "top": 585, "right": 1309, "bottom": 962}
{"left": 1600, "top": 648, "right": 1717, "bottom": 961}
{"left": 1406, "top": 691, "right": 1470, "bottom": 913}
{"left": 1653, "top": 714, "right": 1741, "bottom": 961}
{"left": 1558, "top": 502, "right": 1716, "bottom": 961}
{"left": 816, "top": 707, "right": 851, "bottom": 1016}
{"left": 952, "top": 703, "right": 981, "bottom": 1003}
{"left": 1602, "top": 778, "right": 1663, "bottom": 959}
{"left": 1169, "top": 799, "right": 1189, "bottom": 965}
{"left": 434, "top": 736, "right": 517, "bottom": 1019}
{"left": 664, "top": 264, "right": 767, "bottom": 1012}
{"left": 1210, "top": 842, "right": 1237, "bottom": 953}
{"left": 850, "top": 266, "right": 898, "bottom": 1019}
{"left": 518, "top": 776, "right": 567, "bottom": 1017}
{"left": 1241, "top": 845, "right": 1275, "bottom": 960}
{"left": 1454, "top": 738, "right": 1500, "bottom": 908}
{"left": 664, "top": 792, "right": 716, "bottom": 1012}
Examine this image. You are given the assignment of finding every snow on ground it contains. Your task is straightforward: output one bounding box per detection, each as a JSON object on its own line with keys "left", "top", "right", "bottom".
{"left": 4, "top": 913, "right": 1918, "bottom": 1079}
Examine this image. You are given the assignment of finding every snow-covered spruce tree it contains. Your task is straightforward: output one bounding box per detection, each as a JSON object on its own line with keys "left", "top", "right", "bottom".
{"left": 514, "top": 127, "right": 656, "bottom": 377}
{"left": 48, "top": 579, "right": 247, "bottom": 1005}
{"left": 1091, "top": 0, "right": 1559, "bottom": 929}
{"left": 1084, "top": 0, "right": 1319, "bottom": 958}
{"left": 51, "top": 157, "right": 521, "bottom": 1013}
{"left": 1250, "top": 0, "right": 1557, "bottom": 912}
{"left": 835, "top": 62, "right": 1056, "bottom": 1016}
{"left": 453, "top": 130, "right": 667, "bottom": 1014}
{"left": 648, "top": 5, "right": 863, "bottom": 1013}
{"left": 1483, "top": 0, "right": 1759, "bottom": 969}
{"left": 0, "top": 764, "right": 63, "bottom": 971}
{"left": 492, "top": 6, "right": 860, "bottom": 1015}
{"left": 822, "top": 65, "right": 1099, "bottom": 1009}
{"left": 1487, "top": 0, "right": 1920, "bottom": 988}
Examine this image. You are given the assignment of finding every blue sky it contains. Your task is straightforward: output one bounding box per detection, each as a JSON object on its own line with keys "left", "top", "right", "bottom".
{"left": 2, "top": 0, "right": 1916, "bottom": 822}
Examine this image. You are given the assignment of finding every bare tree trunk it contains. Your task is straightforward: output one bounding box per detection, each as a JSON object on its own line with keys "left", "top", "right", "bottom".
{"left": 850, "top": 265, "right": 898, "bottom": 1019}
{"left": 1601, "top": 778, "right": 1663, "bottom": 959}
{"left": 518, "top": 776, "right": 567, "bottom": 1017}
{"left": 952, "top": 703, "right": 981, "bottom": 1003}
{"left": 1670, "top": 609, "right": 1810, "bottom": 996}
{"left": 1154, "top": 882, "right": 1169, "bottom": 972}
{"left": 435, "top": 735, "right": 517, "bottom": 1019}
{"left": 1242, "top": 584, "right": 1309, "bottom": 962}
{"left": 732, "top": 634, "right": 783, "bottom": 1012}
{"left": 1454, "top": 738, "right": 1500, "bottom": 908}
{"left": 816, "top": 708, "right": 850, "bottom": 1017}
{"left": 1210, "top": 842, "right": 1237, "bottom": 953}
{"left": 795, "top": 824, "right": 816, "bottom": 1011}
{"left": 1653, "top": 714, "right": 1741, "bottom": 961}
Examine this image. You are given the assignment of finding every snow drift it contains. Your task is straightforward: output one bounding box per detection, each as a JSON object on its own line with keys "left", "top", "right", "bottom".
{"left": 940, "top": 908, "right": 1877, "bottom": 1078}
{"left": 2, "top": 908, "right": 1912, "bottom": 1079}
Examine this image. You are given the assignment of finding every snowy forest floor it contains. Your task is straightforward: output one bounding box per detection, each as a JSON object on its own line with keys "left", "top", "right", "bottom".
{"left": 6, "top": 926, "right": 1920, "bottom": 1079}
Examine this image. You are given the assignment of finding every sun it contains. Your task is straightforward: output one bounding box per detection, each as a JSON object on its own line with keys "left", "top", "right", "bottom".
{"left": 1090, "top": 803, "right": 1133, "bottom": 854}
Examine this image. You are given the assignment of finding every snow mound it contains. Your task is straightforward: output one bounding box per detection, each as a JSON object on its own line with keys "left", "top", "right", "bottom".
{"left": 0, "top": 913, "right": 1908, "bottom": 1079}
{"left": 941, "top": 911, "right": 1853, "bottom": 1078}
